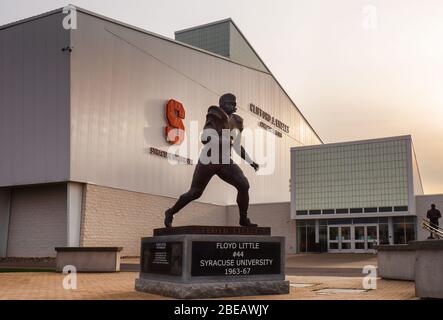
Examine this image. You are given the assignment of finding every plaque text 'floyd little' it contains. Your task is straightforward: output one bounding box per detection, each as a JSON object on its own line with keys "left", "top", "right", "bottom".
{"left": 216, "top": 242, "right": 260, "bottom": 250}
{"left": 191, "top": 241, "right": 281, "bottom": 277}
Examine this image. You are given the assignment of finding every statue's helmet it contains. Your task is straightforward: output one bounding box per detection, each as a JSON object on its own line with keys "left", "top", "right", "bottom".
{"left": 432, "top": 204, "right": 436, "bottom": 209}
{"left": 219, "top": 93, "right": 237, "bottom": 107}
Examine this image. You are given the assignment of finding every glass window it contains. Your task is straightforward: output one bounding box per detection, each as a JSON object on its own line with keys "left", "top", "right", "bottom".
{"left": 353, "top": 217, "right": 378, "bottom": 224}
{"left": 355, "top": 242, "right": 365, "bottom": 250}
{"left": 297, "top": 225, "right": 318, "bottom": 253}
{"left": 329, "top": 227, "right": 339, "bottom": 241}
{"left": 297, "top": 226, "right": 307, "bottom": 252}
{"left": 379, "top": 224, "right": 390, "bottom": 245}
{"left": 402, "top": 217, "right": 416, "bottom": 242}
{"left": 328, "top": 219, "right": 352, "bottom": 225}
{"left": 307, "top": 226, "right": 317, "bottom": 252}
{"left": 405, "top": 223, "right": 416, "bottom": 243}
{"left": 367, "top": 226, "right": 377, "bottom": 241}
{"left": 394, "top": 222, "right": 406, "bottom": 244}
{"left": 297, "top": 220, "right": 307, "bottom": 227}
{"left": 319, "top": 226, "right": 328, "bottom": 252}
{"left": 306, "top": 220, "right": 316, "bottom": 226}
{"left": 341, "top": 227, "right": 351, "bottom": 240}
{"left": 293, "top": 139, "right": 409, "bottom": 213}
{"left": 355, "top": 226, "right": 365, "bottom": 240}
{"left": 393, "top": 216, "right": 405, "bottom": 224}
{"left": 404, "top": 216, "right": 416, "bottom": 224}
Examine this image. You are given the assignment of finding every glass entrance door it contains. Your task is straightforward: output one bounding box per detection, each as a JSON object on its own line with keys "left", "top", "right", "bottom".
{"left": 353, "top": 225, "right": 379, "bottom": 253}
{"left": 354, "top": 226, "right": 366, "bottom": 252}
{"left": 340, "top": 226, "right": 352, "bottom": 251}
{"left": 328, "top": 225, "right": 353, "bottom": 252}
{"left": 366, "top": 225, "right": 378, "bottom": 252}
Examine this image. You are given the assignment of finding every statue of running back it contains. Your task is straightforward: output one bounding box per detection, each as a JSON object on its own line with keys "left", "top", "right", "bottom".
{"left": 164, "top": 93, "right": 259, "bottom": 228}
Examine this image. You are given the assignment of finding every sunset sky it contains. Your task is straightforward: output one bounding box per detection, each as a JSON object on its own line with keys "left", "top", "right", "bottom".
{"left": 1, "top": 0, "right": 442, "bottom": 194}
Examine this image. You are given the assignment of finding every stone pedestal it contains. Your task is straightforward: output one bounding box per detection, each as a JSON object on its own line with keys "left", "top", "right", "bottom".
{"left": 55, "top": 247, "right": 122, "bottom": 272}
{"left": 412, "top": 240, "right": 443, "bottom": 299}
{"left": 376, "top": 240, "right": 443, "bottom": 299}
{"left": 376, "top": 244, "right": 416, "bottom": 281}
{"left": 135, "top": 226, "right": 289, "bottom": 299}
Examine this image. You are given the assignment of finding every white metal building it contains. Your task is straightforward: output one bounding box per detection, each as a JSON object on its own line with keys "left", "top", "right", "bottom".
{"left": 0, "top": 7, "right": 322, "bottom": 257}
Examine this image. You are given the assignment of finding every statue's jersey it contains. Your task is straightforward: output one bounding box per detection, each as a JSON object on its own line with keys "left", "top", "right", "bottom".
{"left": 204, "top": 105, "right": 243, "bottom": 133}
{"left": 202, "top": 106, "right": 243, "bottom": 159}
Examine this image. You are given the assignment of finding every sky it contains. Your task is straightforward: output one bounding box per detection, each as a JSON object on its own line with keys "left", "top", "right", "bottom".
{"left": 1, "top": 0, "right": 443, "bottom": 194}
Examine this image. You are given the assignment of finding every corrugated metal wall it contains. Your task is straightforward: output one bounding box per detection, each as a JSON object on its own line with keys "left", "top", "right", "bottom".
{"left": 0, "top": 13, "right": 70, "bottom": 187}
{"left": 7, "top": 184, "right": 67, "bottom": 257}
{"left": 70, "top": 11, "right": 322, "bottom": 206}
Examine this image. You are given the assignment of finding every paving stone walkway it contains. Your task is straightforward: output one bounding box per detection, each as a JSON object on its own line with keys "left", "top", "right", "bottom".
{"left": 0, "top": 254, "right": 416, "bottom": 300}
{"left": 0, "top": 272, "right": 416, "bottom": 300}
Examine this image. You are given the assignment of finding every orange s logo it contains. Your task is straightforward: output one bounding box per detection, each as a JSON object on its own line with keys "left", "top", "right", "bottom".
{"left": 164, "top": 99, "right": 185, "bottom": 145}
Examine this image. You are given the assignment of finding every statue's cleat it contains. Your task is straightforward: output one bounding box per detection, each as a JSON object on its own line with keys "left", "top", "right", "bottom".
{"left": 239, "top": 216, "right": 258, "bottom": 227}
{"left": 164, "top": 209, "right": 174, "bottom": 228}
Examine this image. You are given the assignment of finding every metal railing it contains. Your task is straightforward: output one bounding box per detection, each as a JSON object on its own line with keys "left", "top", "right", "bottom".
{"left": 421, "top": 218, "right": 443, "bottom": 239}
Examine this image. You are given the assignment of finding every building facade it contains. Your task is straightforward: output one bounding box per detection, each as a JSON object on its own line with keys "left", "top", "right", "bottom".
{"left": 1, "top": 7, "right": 440, "bottom": 258}
{"left": 290, "top": 136, "right": 429, "bottom": 253}
{"left": 0, "top": 7, "right": 321, "bottom": 257}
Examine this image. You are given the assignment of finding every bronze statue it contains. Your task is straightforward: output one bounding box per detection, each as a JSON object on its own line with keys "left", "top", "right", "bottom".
{"left": 164, "top": 93, "right": 259, "bottom": 228}
{"left": 427, "top": 204, "right": 441, "bottom": 239}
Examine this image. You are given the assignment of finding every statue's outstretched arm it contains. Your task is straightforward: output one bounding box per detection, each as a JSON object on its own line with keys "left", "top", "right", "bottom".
{"left": 232, "top": 133, "right": 259, "bottom": 171}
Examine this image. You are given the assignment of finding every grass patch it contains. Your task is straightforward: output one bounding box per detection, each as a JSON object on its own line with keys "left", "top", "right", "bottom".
{"left": 0, "top": 268, "right": 56, "bottom": 273}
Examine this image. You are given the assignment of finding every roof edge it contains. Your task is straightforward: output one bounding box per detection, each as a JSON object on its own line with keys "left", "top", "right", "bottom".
{"left": 77, "top": 8, "right": 277, "bottom": 77}
{"left": 0, "top": 6, "right": 64, "bottom": 31}
{"left": 0, "top": 5, "right": 323, "bottom": 144}
{"left": 175, "top": 18, "right": 233, "bottom": 35}
{"left": 291, "top": 135, "right": 412, "bottom": 151}
{"left": 0, "top": 6, "right": 269, "bottom": 76}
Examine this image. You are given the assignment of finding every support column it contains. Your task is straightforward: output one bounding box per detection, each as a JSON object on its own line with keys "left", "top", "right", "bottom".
{"left": 315, "top": 219, "right": 320, "bottom": 244}
{"left": 0, "top": 189, "right": 11, "bottom": 258}
{"left": 388, "top": 217, "right": 394, "bottom": 245}
{"left": 67, "top": 183, "right": 84, "bottom": 247}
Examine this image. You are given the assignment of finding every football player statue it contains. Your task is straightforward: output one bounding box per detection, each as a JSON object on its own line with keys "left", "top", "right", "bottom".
{"left": 164, "top": 93, "right": 260, "bottom": 228}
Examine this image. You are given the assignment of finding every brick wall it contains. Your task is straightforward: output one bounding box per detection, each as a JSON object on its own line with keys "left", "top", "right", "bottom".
{"left": 7, "top": 184, "right": 67, "bottom": 257}
{"left": 80, "top": 184, "right": 228, "bottom": 256}
{"left": 3, "top": 184, "right": 297, "bottom": 258}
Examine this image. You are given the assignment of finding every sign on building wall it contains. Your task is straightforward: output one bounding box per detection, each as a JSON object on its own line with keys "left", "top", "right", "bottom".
{"left": 164, "top": 99, "right": 186, "bottom": 145}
